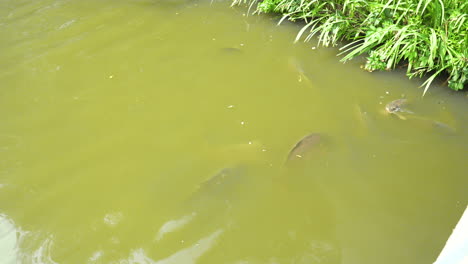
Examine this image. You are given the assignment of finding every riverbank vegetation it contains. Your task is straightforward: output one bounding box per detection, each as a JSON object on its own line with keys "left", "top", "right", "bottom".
{"left": 233, "top": 0, "right": 467, "bottom": 93}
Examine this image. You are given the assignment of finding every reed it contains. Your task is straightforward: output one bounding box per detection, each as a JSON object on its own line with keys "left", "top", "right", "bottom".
{"left": 233, "top": 0, "right": 467, "bottom": 93}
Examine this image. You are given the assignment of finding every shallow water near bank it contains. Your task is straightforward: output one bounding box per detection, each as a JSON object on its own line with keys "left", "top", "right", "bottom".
{"left": 0, "top": 0, "right": 467, "bottom": 263}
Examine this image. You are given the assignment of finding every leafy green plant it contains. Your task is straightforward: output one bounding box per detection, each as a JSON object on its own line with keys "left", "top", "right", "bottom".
{"left": 232, "top": 0, "right": 467, "bottom": 93}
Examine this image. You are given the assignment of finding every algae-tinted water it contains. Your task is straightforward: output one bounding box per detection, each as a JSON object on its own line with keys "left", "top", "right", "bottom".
{"left": 0, "top": 0, "right": 467, "bottom": 263}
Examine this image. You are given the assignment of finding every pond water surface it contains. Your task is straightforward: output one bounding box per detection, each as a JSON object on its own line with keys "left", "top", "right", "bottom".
{"left": 0, "top": 0, "right": 467, "bottom": 263}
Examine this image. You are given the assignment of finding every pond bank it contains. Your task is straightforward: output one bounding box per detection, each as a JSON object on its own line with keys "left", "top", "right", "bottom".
{"left": 232, "top": 0, "right": 467, "bottom": 93}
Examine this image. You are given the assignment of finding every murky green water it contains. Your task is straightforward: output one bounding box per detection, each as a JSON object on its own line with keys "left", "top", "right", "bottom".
{"left": 0, "top": 0, "right": 467, "bottom": 263}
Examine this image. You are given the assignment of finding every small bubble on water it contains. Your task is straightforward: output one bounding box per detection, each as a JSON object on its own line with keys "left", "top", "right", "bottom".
{"left": 240, "top": 121, "right": 245, "bottom": 125}
{"left": 109, "top": 75, "right": 113, "bottom": 79}
{"left": 385, "top": 91, "right": 389, "bottom": 94}
{"left": 262, "top": 149, "right": 267, "bottom": 152}
{"left": 248, "top": 141, "right": 252, "bottom": 145}
{"left": 227, "top": 105, "right": 234, "bottom": 109}
{"left": 240, "top": 43, "right": 245, "bottom": 46}
{"left": 311, "top": 47, "right": 316, "bottom": 50}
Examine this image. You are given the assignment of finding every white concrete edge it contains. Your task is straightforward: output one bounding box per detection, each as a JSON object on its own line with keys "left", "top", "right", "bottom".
{"left": 434, "top": 206, "right": 468, "bottom": 264}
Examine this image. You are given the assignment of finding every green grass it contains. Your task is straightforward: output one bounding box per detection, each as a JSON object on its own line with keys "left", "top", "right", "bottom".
{"left": 232, "top": 0, "right": 467, "bottom": 93}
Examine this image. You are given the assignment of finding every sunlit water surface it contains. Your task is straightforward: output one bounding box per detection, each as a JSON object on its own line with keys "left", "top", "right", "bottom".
{"left": 0, "top": 0, "right": 467, "bottom": 263}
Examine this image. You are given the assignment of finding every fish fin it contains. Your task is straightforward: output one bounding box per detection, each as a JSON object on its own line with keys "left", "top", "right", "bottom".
{"left": 395, "top": 113, "right": 406, "bottom": 120}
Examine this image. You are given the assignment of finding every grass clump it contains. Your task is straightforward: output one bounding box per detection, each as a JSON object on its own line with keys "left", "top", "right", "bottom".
{"left": 233, "top": 0, "right": 467, "bottom": 93}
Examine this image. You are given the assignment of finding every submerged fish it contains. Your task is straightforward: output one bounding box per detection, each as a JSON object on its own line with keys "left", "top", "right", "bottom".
{"left": 220, "top": 47, "right": 242, "bottom": 54}
{"left": 288, "top": 57, "right": 312, "bottom": 84}
{"left": 188, "top": 167, "right": 246, "bottom": 207}
{"left": 198, "top": 167, "right": 244, "bottom": 193}
{"left": 385, "top": 99, "right": 456, "bottom": 133}
{"left": 286, "top": 133, "right": 324, "bottom": 162}
{"left": 155, "top": 167, "right": 243, "bottom": 244}
{"left": 385, "top": 99, "right": 412, "bottom": 114}
{"left": 385, "top": 98, "right": 414, "bottom": 120}
{"left": 430, "top": 120, "right": 457, "bottom": 134}
{"left": 354, "top": 104, "right": 370, "bottom": 136}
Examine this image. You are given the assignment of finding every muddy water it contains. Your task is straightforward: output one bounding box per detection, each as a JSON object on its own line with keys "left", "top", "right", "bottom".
{"left": 0, "top": 0, "right": 467, "bottom": 263}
